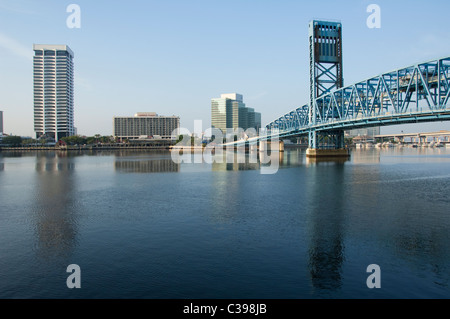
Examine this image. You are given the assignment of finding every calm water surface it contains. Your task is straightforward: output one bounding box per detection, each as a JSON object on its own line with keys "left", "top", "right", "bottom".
{"left": 0, "top": 147, "right": 449, "bottom": 299}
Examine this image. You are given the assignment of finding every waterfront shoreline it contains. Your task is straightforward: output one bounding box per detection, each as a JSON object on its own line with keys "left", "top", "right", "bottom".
{"left": 0, "top": 144, "right": 174, "bottom": 152}
{"left": 0, "top": 143, "right": 309, "bottom": 152}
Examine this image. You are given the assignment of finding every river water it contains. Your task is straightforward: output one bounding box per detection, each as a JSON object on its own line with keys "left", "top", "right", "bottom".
{"left": 0, "top": 147, "right": 449, "bottom": 299}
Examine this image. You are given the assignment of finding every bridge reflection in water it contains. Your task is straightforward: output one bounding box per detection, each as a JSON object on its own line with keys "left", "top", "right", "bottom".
{"left": 306, "top": 161, "right": 346, "bottom": 291}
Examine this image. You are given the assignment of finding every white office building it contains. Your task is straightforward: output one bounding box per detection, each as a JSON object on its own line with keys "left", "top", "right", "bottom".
{"left": 33, "top": 44, "right": 75, "bottom": 141}
{"left": 113, "top": 113, "right": 180, "bottom": 140}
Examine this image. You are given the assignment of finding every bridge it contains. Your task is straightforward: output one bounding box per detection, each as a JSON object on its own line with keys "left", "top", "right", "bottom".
{"left": 265, "top": 54, "right": 450, "bottom": 152}
{"left": 226, "top": 20, "right": 450, "bottom": 157}
{"left": 374, "top": 130, "right": 450, "bottom": 144}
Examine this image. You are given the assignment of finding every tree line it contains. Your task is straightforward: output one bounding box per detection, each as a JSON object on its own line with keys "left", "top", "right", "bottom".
{"left": 0, "top": 135, "right": 117, "bottom": 147}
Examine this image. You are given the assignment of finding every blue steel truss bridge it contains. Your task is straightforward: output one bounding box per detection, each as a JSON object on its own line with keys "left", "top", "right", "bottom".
{"left": 227, "top": 21, "right": 450, "bottom": 157}
{"left": 266, "top": 55, "right": 450, "bottom": 144}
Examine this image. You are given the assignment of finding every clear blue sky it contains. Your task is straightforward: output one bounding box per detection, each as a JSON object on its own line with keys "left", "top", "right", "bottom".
{"left": 1, "top": 0, "right": 450, "bottom": 137}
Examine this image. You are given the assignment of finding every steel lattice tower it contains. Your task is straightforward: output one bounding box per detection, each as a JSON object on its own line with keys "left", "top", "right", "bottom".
{"left": 309, "top": 20, "right": 344, "bottom": 149}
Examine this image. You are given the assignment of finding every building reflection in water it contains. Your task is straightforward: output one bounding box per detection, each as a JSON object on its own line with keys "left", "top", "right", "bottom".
{"left": 211, "top": 150, "right": 260, "bottom": 172}
{"left": 114, "top": 159, "right": 180, "bottom": 173}
{"left": 34, "top": 152, "right": 78, "bottom": 259}
{"left": 351, "top": 148, "right": 381, "bottom": 164}
{"left": 282, "top": 148, "right": 305, "bottom": 167}
{"left": 209, "top": 166, "right": 242, "bottom": 223}
{"left": 113, "top": 151, "right": 180, "bottom": 173}
{"left": 210, "top": 149, "right": 290, "bottom": 172}
{"left": 306, "top": 161, "right": 346, "bottom": 291}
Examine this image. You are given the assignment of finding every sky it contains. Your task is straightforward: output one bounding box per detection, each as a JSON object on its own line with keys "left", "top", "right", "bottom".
{"left": 1, "top": 0, "right": 450, "bottom": 137}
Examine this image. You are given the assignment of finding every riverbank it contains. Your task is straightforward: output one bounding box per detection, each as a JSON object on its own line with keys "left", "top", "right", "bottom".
{"left": 0, "top": 144, "right": 175, "bottom": 151}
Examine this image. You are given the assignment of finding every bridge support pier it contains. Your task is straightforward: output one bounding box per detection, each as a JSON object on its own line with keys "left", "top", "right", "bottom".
{"left": 259, "top": 140, "right": 284, "bottom": 152}
{"left": 306, "top": 130, "right": 349, "bottom": 158}
{"left": 306, "top": 148, "right": 350, "bottom": 158}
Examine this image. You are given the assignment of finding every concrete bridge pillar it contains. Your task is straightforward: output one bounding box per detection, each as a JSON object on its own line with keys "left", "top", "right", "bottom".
{"left": 259, "top": 140, "right": 284, "bottom": 152}
{"left": 306, "top": 130, "right": 349, "bottom": 158}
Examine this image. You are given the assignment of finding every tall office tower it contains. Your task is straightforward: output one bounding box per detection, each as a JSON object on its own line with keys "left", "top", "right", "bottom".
{"left": 211, "top": 93, "right": 261, "bottom": 134}
{"left": 33, "top": 44, "right": 75, "bottom": 141}
{"left": 246, "top": 107, "right": 261, "bottom": 133}
{"left": 247, "top": 107, "right": 255, "bottom": 129}
{"left": 0, "top": 111, "right": 3, "bottom": 134}
{"left": 254, "top": 112, "right": 261, "bottom": 132}
{"left": 238, "top": 105, "right": 248, "bottom": 130}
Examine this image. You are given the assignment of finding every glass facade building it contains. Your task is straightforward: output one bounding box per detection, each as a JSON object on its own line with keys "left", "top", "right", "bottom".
{"left": 254, "top": 112, "right": 261, "bottom": 132}
{"left": 211, "top": 93, "right": 261, "bottom": 134}
{"left": 211, "top": 98, "right": 231, "bottom": 133}
{"left": 33, "top": 44, "right": 75, "bottom": 141}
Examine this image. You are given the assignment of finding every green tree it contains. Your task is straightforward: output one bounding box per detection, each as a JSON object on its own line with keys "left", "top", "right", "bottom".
{"left": 86, "top": 136, "right": 96, "bottom": 145}
{"left": 62, "top": 135, "right": 87, "bottom": 145}
{"left": 175, "top": 135, "right": 191, "bottom": 146}
{"left": 2, "top": 136, "right": 23, "bottom": 146}
{"left": 22, "top": 138, "right": 37, "bottom": 146}
{"left": 99, "top": 135, "right": 113, "bottom": 144}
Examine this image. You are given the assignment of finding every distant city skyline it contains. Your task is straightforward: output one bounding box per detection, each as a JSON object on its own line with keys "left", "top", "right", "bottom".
{"left": 1, "top": 0, "right": 450, "bottom": 137}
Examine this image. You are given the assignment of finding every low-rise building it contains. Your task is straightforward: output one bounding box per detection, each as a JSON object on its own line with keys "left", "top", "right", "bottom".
{"left": 113, "top": 112, "right": 180, "bottom": 141}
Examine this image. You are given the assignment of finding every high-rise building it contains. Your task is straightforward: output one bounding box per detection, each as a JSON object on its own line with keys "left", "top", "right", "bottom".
{"left": 211, "top": 93, "right": 240, "bottom": 133}
{"left": 254, "top": 112, "right": 262, "bottom": 132}
{"left": 238, "top": 105, "right": 248, "bottom": 130}
{"left": 33, "top": 44, "right": 74, "bottom": 141}
{"left": 0, "top": 110, "right": 3, "bottom": 134}
{"left": 211, "top": 93, "right": 261, "bottom": 134}
{"left": 113, "top": 112, "right": 180, "bottom": 140}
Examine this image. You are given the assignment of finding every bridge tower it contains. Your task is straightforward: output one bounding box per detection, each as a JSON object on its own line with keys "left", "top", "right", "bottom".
{"left": 308, "top": 20, "right": 348, "bottom": 157}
